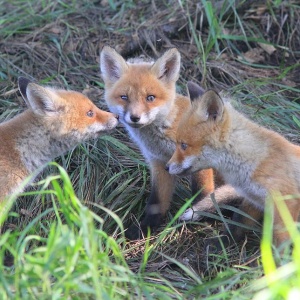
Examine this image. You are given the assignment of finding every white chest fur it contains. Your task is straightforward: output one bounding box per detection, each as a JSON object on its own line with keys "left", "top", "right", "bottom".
{"left": 202, "top": 146, "right": 267, "bottom": 210}
{"left": 125, "top": 123, "right": 176, "bottom": 163}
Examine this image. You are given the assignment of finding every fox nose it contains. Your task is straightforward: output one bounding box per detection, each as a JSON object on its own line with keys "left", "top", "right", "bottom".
{"left": 165, "top": 164, "right": 170, "bottom": 172}
{"left": 114, "top": 114, "right": 119, "bottom": 120}
{"left": 130, "top": 115, "right": 140, "bottom": 123}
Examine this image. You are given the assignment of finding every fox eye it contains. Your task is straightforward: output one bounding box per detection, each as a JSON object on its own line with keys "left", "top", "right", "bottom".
{"left": 86, "top": 110, "right": 94, "bottom": 117}
{"left": 181, "top": 142, "right": 188, "bottom": 151}
{"left": 146, "top": 95, "right": 155, "bottom": 102}
{"left": 120, "top": 95, "right": 128, "bottom": 101}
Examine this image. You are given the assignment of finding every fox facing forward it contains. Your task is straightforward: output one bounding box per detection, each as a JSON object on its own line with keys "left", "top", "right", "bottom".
{"left": 166, "top": 81, "right": 300, "bottom": 247}
{"left": 0, "top": 77, "right": 118, "bottom": 201}
{"left": 100, "top": 46, "right": 246, "bottom": 240}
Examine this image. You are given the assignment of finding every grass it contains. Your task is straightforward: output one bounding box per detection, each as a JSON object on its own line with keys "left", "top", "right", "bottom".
{"left": 1, "top": 0, "right": 300, "bottom": 298}
{"left": 0, "top": 166, "right": 257, "bottom": 299}
{"left": 252, "top": 193, "right": 300, "bottom": 299}
{"left": 0, "top": 165, "right": 182, "bottom": 299}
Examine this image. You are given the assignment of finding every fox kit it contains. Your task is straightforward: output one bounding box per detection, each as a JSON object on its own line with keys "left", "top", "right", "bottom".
{"left": 100, "top": 46, "right": 243, "bottom": 239}
{"left": 0, "top": 77, "right": 118, "bottom": 201}
{"left": 167, "top": 81, "right": 300, "bottom": 247}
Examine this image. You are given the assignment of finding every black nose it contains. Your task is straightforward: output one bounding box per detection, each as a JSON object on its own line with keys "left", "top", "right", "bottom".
{"left": 115, "top": 114, "right": 119, "bottom": 120}
{"left": 130, "top": 115, "right": 140, "bottom": 123}
{"left": 165, "top": 164, "right": 169, "bottom": 172}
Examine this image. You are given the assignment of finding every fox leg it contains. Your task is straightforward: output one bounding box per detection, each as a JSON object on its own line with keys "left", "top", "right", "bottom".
{"left": 184, "top": 168, "right": 215, "bottom": 220}
{"left": 180, "top": 184, "right": 243, "bottom": 221}
{"left": 189, "top": 170, "right": 242, "bottom": 220}
{"left": 223, "top": 199, "right": 263, "bottom": 242}
{"left": 125, "top": 160, "right": 176, "bottom": 240}
{"left": 191, "top": 169, "right": 215, "bottom": 200}
{"left": 203, "top": 200, "right": 263, "bottom": 251}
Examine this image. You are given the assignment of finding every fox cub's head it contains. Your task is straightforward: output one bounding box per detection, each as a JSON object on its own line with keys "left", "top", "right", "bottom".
{"left": 166, "top": 81, "right": 226, "bottom": 175}
{"left": 100, "top": 46, "right": 180, "bottom": 128}
{"left": 18, "top": 77, "right": 118, "bottom": 141}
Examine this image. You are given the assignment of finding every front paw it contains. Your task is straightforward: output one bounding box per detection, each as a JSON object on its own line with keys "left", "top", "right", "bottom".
{"left": 125, "top": 223, "right": 145, "bottom": 240}
{"left": 179, "top": 208, "right": 202, "bottom": 221}
{"left": 125, "top": 213, "right": 162, "bottom": 240}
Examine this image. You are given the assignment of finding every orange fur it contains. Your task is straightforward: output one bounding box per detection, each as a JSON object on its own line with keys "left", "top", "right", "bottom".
{"left": 167, "top": 82, "right": 300, "bottom": 247}
{"left": 0, "top": 77, "right": 118, "bottom": 201}
{"left": 100, "top": 47, "right": 217, "bottom": 239}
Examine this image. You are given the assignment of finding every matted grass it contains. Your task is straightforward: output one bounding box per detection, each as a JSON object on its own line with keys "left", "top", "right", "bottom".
{"left": 1, "top": 0, "right": 300, "bottom": 298}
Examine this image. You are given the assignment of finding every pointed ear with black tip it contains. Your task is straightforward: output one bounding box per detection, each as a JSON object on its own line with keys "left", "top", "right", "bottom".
{"left": 187, "top": 81, "right": 206, "bottom": 101}
{"left": 194, "top": 90, "right": 224, "bottom": 122}
{"left": 151, "top": 48, "right": 180, "bottom": 83}
{"left": 25, "top": 83, "right": 63, "bottom": 116}
{"left": 18, "top": 77, "right": 33, "bottom": 107}
{"left": 100, "top": 46, "right": 129, "bottom": 84}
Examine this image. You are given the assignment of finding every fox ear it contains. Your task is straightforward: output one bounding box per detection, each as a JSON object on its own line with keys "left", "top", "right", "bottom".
{"left": 151, "top": 48, "right": 180, "bottom": 83}
{"left": 187, "top": 81, "right": 205, "bottom": 101}
{"left": 25, "top": 83, "right": 63, "bottom": 116}
{"left": 193, "top": 90, "right": 224, "bottom": 122}
{"left": 18, "top": 77, "right": 33, "bottom": 106}
{"left": 100, "top": 46, "right": 128, "bottom": 83}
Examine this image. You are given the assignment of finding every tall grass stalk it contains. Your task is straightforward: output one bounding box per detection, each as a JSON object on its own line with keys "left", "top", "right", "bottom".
{"left": 0, "top": 163, "right": 202, "bottom": 299}
{"left": 253, "top": 193, "right": 300, "bottom": 299}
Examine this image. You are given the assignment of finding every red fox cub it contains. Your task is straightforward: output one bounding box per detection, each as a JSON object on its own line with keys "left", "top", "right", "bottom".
{"left": 0, "top": 77, "right": 118, "bottom": 201}
{"left": 100, "top": 46, "right": 239, "bottom": 239}
{"left": 166, "top": 81, "right": 300, "bottom": 247}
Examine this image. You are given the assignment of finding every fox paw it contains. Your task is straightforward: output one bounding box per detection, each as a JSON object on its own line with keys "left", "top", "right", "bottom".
{"left": 125, "top": 213, "right": 162, "bottom": 240}
{"left": 125, "top": 222, "right": 156, "bottom": 240}
{"left": 125, "top": 224, "right": 144, "bottom": 240}
{"left": 179, "top": 208, "right": 202, "bottom": 221}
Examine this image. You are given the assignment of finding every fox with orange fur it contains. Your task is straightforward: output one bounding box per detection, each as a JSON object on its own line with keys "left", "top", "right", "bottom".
{"left": 0, "top": 77, "right": 118, "bottom": 201}
{"left": 100, "top": 46, "right": 246, "bottom": 240}
{"left": 166, "top": 81, "right": 300, "bottom": 247}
